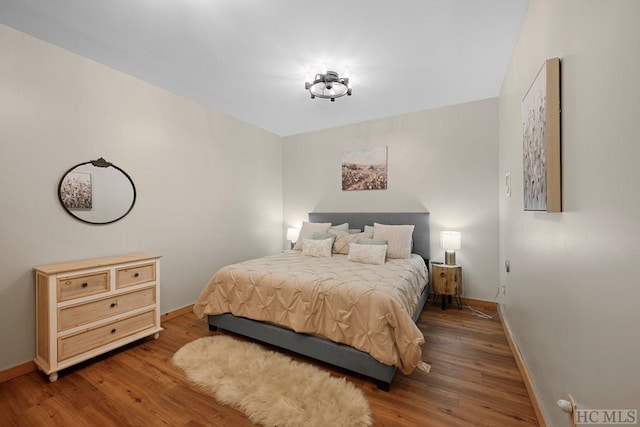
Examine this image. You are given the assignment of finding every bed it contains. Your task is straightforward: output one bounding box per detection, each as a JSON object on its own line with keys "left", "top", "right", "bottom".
{"left": 193, "top": 212, "right": 430, "bottom": 390}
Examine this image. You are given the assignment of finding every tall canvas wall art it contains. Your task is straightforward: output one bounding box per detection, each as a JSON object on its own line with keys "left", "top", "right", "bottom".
{"left": 522, "top": 57, "right": 561, "bottom": 212}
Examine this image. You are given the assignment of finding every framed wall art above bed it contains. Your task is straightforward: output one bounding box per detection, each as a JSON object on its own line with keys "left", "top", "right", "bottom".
{"left": 341, "top": 147, "right": 388, "bottom": 191}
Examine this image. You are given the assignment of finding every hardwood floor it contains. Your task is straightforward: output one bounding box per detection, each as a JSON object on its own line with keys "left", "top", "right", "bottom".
{"left": 0, "top": 302, "right": 539, "bottom": 426}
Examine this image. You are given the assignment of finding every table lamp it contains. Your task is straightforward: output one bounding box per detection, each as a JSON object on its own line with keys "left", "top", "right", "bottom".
{"left": 286, "top": 227, "right": 300, "bottom": 250}
{"left": 440, "top": 231, "right": 461, "bottom": 265}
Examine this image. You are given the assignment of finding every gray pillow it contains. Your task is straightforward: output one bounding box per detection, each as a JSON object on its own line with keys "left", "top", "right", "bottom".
{"left": 311, "top": 232, "right": 337, "bottom": 242}
{"left": 330, "top": 222, "right": 349, "bottom": 232}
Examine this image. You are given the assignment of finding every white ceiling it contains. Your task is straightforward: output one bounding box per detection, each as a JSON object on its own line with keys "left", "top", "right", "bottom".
{"left": 0, "top": 0, "right": 529, "bottom": 137}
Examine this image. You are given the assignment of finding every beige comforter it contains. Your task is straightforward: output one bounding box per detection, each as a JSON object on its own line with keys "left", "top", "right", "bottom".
{"left": 193, "top": 252, "right": 429, "bottom": 374}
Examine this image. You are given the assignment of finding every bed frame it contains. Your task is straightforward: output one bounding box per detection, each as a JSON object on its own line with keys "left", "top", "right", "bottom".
{"left": 207, "top": 212, "right": 430, "bottom": 390}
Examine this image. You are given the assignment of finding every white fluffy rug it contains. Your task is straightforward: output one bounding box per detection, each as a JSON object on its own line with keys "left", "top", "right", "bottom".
{"left": 173, "top": 335, "right": 372, "bottom": 427}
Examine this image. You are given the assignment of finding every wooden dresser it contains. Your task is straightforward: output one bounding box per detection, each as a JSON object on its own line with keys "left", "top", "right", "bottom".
{"left": 34, "top": 253, "right": 162, "bottom": 382}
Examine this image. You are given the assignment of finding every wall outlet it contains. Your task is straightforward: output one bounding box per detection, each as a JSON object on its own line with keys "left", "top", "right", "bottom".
{"left": 499, "top": 285, "right": 506, "bottom": 295}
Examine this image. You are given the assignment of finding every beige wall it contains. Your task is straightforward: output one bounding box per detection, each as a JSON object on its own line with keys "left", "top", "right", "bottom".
{"left": 0, "top": 25, "right": 283, "bottom": 371}
{"left": 283, "top": 98, "right": 500, "bottom": 302}
{"left": 498, "top": 1, "right": 640, "bottom": 424}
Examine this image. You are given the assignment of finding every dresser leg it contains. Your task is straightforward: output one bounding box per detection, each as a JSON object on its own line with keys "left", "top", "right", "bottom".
{"left": 49, "top": 372, "right": 58, "bottom": 382}
{"left": 441, "top": 295, "right": 446, "bottom": 310}
{"left": 154, "top": 332, "right": 160, "bottom": 339}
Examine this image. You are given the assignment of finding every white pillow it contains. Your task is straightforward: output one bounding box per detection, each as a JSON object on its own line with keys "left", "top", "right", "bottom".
{"left": 347, "top": 243, "right": 387, "bottom": 265}
{"left": 373, "top": 223, "right": 414, "bottom": 259}
{"left": 302, "top": 238, "right": 333, "bottom": 258}
{"left": 293, "top": 222, "right": 331, "bottom": 251}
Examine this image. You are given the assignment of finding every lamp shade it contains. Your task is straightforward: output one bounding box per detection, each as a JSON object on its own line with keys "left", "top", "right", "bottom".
{"left": 286, "top": 227, "right": 300, "bottom": 242}
{"left": 440, "top": 231, "right": 461, "bottom": 250}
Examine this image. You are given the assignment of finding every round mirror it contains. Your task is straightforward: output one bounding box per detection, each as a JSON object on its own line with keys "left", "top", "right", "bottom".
{"left": 58, "top": 157, "right": 136, "bottom": 225}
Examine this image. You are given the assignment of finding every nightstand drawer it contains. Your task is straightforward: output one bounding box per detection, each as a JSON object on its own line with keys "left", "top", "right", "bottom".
{"left": 58, "top": 309, "right": 156, "bottom": 361}
{"left": 116, "top": 263, "right": 155, "bottom": 289}
{"left": 57, "top": 271, "right": 110, "bottom": 302}
{"left": 58, "top": 286, "right": 156, "bottom": 331}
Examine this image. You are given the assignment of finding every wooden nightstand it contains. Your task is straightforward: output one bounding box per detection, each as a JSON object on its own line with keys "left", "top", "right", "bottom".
{"left": 431, "top": 264, "right": 462, "bottom": 310}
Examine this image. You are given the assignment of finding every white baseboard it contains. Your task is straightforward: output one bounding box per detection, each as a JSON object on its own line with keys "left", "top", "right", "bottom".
{"left": 499, "top": 304, "right": 547, "bottom": 427}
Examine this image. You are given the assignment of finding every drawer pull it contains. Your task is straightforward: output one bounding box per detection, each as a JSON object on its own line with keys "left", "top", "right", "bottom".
{"left": 81, "top": 282, "right": 88, "bottom": 288}
{"left": 440, "top": 272, "right": 445, "bottom": 277}
{"left": 111, "top": 328, "right": 117, "bottom": 334}
{"left": 110, "top": 302, "right": 117, "bottom": 308}
{"left": 133, "top": 273, "right": 140, "bottom": 278}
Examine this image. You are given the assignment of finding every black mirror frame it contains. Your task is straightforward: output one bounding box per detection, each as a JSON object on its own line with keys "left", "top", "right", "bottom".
{"left": 58, "top": 157, "right": 137, "bottom": 225}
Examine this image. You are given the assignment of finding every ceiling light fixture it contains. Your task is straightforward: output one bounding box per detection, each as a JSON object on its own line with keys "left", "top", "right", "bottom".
{"left": 305, "top": 71, "right": 352, "bottom": 102}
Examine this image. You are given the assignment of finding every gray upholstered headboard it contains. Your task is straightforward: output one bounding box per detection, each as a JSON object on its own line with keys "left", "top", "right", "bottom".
{"left": 308, "top": 212, "right": 430, "bottom": 261}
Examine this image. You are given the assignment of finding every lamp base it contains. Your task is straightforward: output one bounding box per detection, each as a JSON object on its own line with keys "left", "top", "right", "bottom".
{"left": 445, "top": 250, "right": 456, "bottom": 265}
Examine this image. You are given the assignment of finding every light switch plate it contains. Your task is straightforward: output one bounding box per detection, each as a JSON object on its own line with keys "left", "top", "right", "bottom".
{"left": 505, "top": 172, "right": 511, "bottom": 197}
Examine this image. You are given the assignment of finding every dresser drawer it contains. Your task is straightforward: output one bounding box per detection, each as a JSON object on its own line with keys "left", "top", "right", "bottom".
{"left": 116, "top": 263, "right": 155, "bottom": 289}
{"left": 58, "top": 310, "right": 156, "bottom": 362}
{"left": 58, "top": 286, "right": 157, "bottom": 331}
{"left": 57, "top": 271, "right": 110, "bottom": 302}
